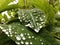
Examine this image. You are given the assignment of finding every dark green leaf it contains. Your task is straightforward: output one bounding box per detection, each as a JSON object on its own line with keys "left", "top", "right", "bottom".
{"left": 0, "top": 22, "right": 59, "bottom": 45}
{"left": 0, "top": 32, "right": 16, "bottom": 45}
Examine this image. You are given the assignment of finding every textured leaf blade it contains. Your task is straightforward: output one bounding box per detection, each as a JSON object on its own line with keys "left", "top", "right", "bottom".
{"left": 0, "top": 22, "right": 59, "bottom": 45}
{"left": 18, "top": 9, "right": 46, "bottom": 33}
{"left": 0, "top": 32, "right": 16, "bottom": 45}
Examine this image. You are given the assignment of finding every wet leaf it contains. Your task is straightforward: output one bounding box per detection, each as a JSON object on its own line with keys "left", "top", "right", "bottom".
{"left": 0, "top": 22, "right": 59, "bottom": 45}
{"left": 0, "top": 32, "right": 16, "bottom": 45}
{"left": 18, "top": 9, "right": 46, "bottom": 33}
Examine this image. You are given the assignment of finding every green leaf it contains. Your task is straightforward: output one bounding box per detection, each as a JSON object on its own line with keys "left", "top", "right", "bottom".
{"left": 0, "top": 0, "right": 24, "bottom": 12}
{"left": 18, "top": 9, "right": 46, "bottom": 33}
{"left": 0, "top": 32, "right": 16, "bottom": 45}
{"left": 0, "top": 9, "right": 17, "bottom": 24}
{"left": 0, "top": 22, "right": 59, "bottom": 45}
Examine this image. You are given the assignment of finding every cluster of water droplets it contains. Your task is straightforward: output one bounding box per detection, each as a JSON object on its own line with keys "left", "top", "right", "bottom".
{"left": 18, "top": 9, "right": 46, "bottom": 33}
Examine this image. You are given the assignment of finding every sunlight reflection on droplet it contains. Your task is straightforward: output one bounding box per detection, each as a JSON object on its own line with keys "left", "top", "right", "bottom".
{"left": 25, "top": 42, "right": 29, "bottom": 45}
{"left": 16, "top": 42, "right": 20, "bottom": 45}
{"left": 57, "top": 11, "right": 60, "bottom": 15}
{"left": 30, "top": 42, "right": 33, "bottom": 44}
{"left": 41, "top": 42, "right": 44, "bottom": 45}
{"left": 21, "top": 41, "right": 24, "bottom": 44}
{"left": 16, "top": 35, "right": 21, "bottom": 40}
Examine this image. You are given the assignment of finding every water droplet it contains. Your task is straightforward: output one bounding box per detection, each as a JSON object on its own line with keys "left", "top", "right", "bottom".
{"left": 57, "top": 11, "right": 60, "bottom": 15}
{"left": 22, "top": 37, "right": 26, "bottom": 40}
{"left": 27, "top": 33, "right": 30, "bottom": 36}
{"left": 10, "top": 34, "right": 13, "bottom": 37}
{"left": 41, "top": 42, "right": 44, "bottom": 45}
{"left": 16, "top": 42, "right": 20, "bottom": 45}
{"left": 9, "top": 28, "right": 12, "bottom": 31}
{"left": 22, "top": 29, "right": 24, "bottom": 31}
{"left": 40, "top": 39, "right": 42, "bottom": 41}
{"left": 40, "top": 26, "right": 42, "bottom": 28}
{"left": 36, "top": 23, "right": 39, "bottom": 25}
{"left": 21, "top": 41, "right": 24, "bottom": 44}
{"left": 40, "top": 18, "right": 43, "bottom": 21}
{"left": 18, "top": 17, "right": 20, "bottom": 19}
{"left": 25, "top": 42, "right": 29, "bottom": 45}
{"left": 36, "top": 16, "right": 38, "bottom": 19}
{"left": 32, "top": 36, "right": 34, "bottom": 38}
{"left": 25, "top": 33, "right": 26, "bottom": 35}
{"left": 25, "top": 24, "right": 31, "bottom": 27}
{"left": 28, "top": 36, "right": 31, "bottom": 39}
{"left": 15, "top": 32, "right": 17, "bottom": 34}
{"left": 2, "top": 29, "right": 6, "bottom": 32}
{"left": 34, "top": 29, "right": 39, "bottom": 33}
{"left": 20, "top": 33, "right": 24, "bottom": 37}
{"left": 30, "top": 42, "right": 32, "bottom": 44}
{"left": 0, "top": 26, "right": 3, "bottom": 29}
{"left": 5, "top": 32, "right": 9, "bottom": 34}
{"left": 7, "top": 34, "right": 10, "bottom": 36}
{"left": 20, "top": 20, "right": 22, "bottom": 22}
{"left": 41, "top": 22, "right": 45, "bottom": 24}
{"left": 43, "top": 16, "right": 45, "bottom": 18}
{"left": 16, "top": 35, "right": 21, "bottom": 40}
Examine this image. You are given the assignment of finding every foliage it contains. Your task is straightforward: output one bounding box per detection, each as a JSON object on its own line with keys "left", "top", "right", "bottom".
{"left": 0, "top": 0, "right": 59, "bottom": 45}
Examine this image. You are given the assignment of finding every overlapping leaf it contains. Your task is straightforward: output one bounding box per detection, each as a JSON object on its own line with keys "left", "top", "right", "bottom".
{"left": 0, "top": 22, "right": 59, "bottom": 45}
{"left": 18, "top": 9, "right": 46, "bottom": 33}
